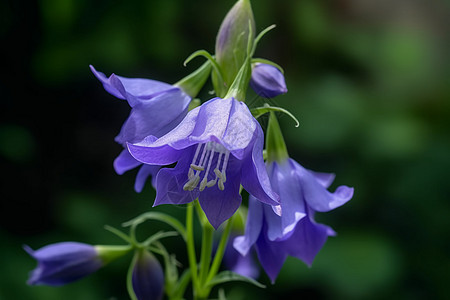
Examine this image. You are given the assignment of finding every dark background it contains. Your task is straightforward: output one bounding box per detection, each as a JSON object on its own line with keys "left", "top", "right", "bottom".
{"left": 1, "top": 0, "right": 450, "bottom": 299}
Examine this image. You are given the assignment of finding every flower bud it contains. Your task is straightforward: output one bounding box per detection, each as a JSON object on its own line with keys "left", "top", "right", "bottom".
{"left": 214, "top": 0, "right": 255, "bottom": 96}
{"left": 25, "top": 242, "right": 130, "bottom": 286}
{"left": 131, "top": 250, "right": 164, "bottom": 300}
{"left": 250, "top": 63, "right": 287, "bottom": 98}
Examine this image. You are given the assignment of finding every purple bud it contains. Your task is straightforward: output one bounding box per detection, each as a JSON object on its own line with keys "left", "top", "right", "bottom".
{"left": 250, "top": 63, "right": 288, "bottom": 98}
{"left": 132, "top": 250, "right": 164, "bottom": 300}
{"left": 25, "top": 242, "right": 103, "bottom": 286}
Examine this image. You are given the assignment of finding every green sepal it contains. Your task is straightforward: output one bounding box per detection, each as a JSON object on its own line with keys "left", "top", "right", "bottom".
{"left": 95, "top": 245, "right": 132, "bottom": 265}
{"left": 142, "top": 231, "right": 179, "bottom": 247}
{"left": 207, "top": 271, "right": 266, "bottom": 289}
{"left": 188, "top": 98, "right": 201, "bottom": 111}
{"left": 174, "top": 59, "right": 212, "bottom": 98}
{"left": 123, "top": 212, "right": 187, "bottom": 242}
{"left": 251, "top": 104, "right": 299, "bottom": 127}
{"left": 266, "top": 111, "right": 289, "bottom": 163}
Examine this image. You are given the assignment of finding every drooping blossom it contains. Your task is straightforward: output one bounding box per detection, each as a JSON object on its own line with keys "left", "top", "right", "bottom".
{"left": 25, "top": 242, "right": 130, "bottom": 286}
{"left": 127, "top": 97, "right": 279, "bottom": 229}
{"left": 234, "top": 159, "right": 353, "bottom": 282}
{"left": 131, "top": 250, "right": 164, "bottom": 300}
{"left": 223, "top": 233, "right": 259, "bottom": 279}
{"left": 250, "top": 63, "right": 287, "bottom": 98}
{"left": 90, "top": 65, "right": 192, "bottom": 192}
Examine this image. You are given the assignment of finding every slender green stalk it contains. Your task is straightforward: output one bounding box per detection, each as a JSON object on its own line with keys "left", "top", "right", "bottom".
{"left": 186, "top": 202, "right": 199, "bottom": 297}
{"left": 206, "top": 215, "right": 234, "bottom": 283}
{"left": 198, "top": 222, "right": 214, "bottom": 286}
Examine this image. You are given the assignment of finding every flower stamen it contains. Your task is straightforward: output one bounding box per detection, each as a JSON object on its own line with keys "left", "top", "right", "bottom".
{"left": 183, "top": 142, "right": 230, "bottom": 192}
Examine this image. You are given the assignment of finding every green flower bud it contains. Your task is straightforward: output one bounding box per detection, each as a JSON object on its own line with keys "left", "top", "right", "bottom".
{"left": 213, "top": 0, "right": 255, "bottom": 97}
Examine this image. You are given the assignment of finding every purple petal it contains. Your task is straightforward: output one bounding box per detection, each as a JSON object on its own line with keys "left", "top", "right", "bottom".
{"left": 233, "top": 196, "right": 264, "bottom": 256}
{"left": 241, "top": 124, "right": 279, "bottom": 206}
{"left": 90, "top": 65, "right": 176, "bottom": 107}
{"left": 292, "top": 160, "right": 353, "bottom": 212}
{"left": 135, "top": 164, "right": 160, "bottom": 192}
{"left": 284, "top": 216, "right": 335, "bottom": 266}
{"left": 198, "top": 158, "right": 243, "bottom": 229}
{"left": 114, "top": 150, "right": 142, "bottom": 175}
{"left": 115, "top": 89, "right": 190, "bottom": 145}
{"left": 308, "top": 171, "right": 335, "bottom": 189}
{"left": 270, "top": 161, "right": 307, "bottom": 239}
{"left": 153, "top": 147, "right": 198, "bottom": 206}
{"left": 254, "top": 223, "right": 288, "bottom": 283}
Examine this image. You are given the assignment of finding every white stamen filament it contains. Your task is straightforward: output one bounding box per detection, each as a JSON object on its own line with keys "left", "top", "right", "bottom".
{"left": 183, "top": 142, "right": 230, "bottom": 192}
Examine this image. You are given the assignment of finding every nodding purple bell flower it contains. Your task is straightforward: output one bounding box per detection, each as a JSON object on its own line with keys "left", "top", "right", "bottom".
{"left": 90, "top": 65, "right": 192, "bottom": 192}
{"left": 127, "top": 97, "right": 279, "bottom": 229}
{"left": 250, "top": 63, "right": 287, "bottom": 98}
{"left": 234, "top": 159, "right": 353, "bottom": 283}
{"left": 25, "top": 242, "right": 131, "bottom": 286}
{"left": 132, "top": 250, "right": 164, "bottom": 300}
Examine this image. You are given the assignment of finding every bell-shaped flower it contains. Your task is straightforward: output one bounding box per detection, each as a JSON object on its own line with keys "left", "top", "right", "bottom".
{"left": 234, "top": 159, "right": 353, "bottom": 282}
{"left": 90, "top": 65, "right": 192, "bottom": 192}
{"left": 250, "top": 63, "right": 287, "bottom": 98}
{"left": 127, "top": 97, "right": 279, "bottom": 229}
{"left": 131, "top": 250, "right": 164, "bottom": 300}
{"left": 25, "top": 242, "right": 130, "bottom": 286}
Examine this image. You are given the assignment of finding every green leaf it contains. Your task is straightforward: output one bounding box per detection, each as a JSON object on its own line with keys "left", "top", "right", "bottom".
{"left": 251, "top": 104, "right": 300, "bottom": 127}
{"left": 122, "top": 212, "right": 187, "bottom": 241}
{"left": 207, "top": 271, "right": 266, "bottom": 289}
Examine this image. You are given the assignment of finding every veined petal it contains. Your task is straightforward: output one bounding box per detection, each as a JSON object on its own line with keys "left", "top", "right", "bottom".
{"left": 293, "top": 160, "right": 353, "bottom": 212}
{"left": 241, "top": 124, "right": 279, "bottom": 206}
{"left": 90, "top": 65, "right": 176, "bottom": 107}
{"left": 115, "top": 89, "right": 190, "bottom": 145}
{"left": 198, "top": 158, "right": 243, "bottom": 229}
{"left": 153, "top": 149, "right": 198, "bottom": 206}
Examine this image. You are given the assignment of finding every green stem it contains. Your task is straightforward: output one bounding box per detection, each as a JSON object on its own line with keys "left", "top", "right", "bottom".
{"left": 198, "top": 222, "right": 214, "bottom": 286}
{"left": 206, "top": 215, "right": 234, "bottom": 283}
{"left": 186, "top": 202, "right": 199, "bottom": 298}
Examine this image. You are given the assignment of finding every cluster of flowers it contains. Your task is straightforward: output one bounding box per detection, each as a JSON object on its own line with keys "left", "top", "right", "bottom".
{"left": 25, "top": 0, "right": 353, "bottom": 298}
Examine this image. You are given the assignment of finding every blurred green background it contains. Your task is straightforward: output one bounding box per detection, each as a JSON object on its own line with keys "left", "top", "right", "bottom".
{"left": 1, "top": 0, "right": 450, "bottom": 299}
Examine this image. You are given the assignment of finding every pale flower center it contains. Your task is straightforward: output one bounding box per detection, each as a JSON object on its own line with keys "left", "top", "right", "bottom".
{"left": 183, "top": 142, "right": 230, "bottom": 192}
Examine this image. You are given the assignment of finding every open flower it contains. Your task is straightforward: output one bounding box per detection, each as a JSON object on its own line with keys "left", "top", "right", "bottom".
{"left": 234, "top": 159, "right": 353, "bottom": 282}
{"left": 90, "top": 65, "right": 192, "bottom": 192}
{"left": 127, "top": 97, "right": 279, "bottom": 229}
{"left": 25, "top": 242, "right": 130, "bottom": 286}
{"left": 250, "top": 63, "right": 287, "bottom": 98}
{"left": 131, "top": 250, "right": 164, "bottom": 300}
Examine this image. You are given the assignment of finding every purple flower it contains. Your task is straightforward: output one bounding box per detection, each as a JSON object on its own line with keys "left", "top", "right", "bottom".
{"left": 223, "top": 234, "right": 259, "bottom": 279}
{"left": 234, "top": 159, "right": 353, "bottom": 282}
{"left": 132, "top": 250, "right": 164, "bottom": 300}
{"left": 90, "top": 65, "right": 191, "bottom": 192}
{"left": 25, "top": 242, "right": 103, "bottom": 286}
{"left": 127, "top": 97, "right": 279, "bottom": 229}
{"left": 250, "top": 63, "right": 287, "bottom": 98}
